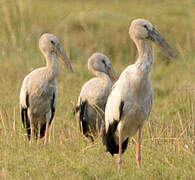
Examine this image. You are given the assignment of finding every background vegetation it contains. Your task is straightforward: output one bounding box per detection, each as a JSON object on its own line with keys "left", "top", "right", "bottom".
{"left": 0, "top": 0, "right": 194, "bottom": 179}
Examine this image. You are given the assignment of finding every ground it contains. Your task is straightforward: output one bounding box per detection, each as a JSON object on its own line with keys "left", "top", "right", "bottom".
{"left": 0, "top": 0, "right": 194, "bottom": 179}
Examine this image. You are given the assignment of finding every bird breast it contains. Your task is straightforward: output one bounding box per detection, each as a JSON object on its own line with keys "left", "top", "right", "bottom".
{"left": 25, "top": 71, "right": 57, "bottom": 115}
{"left": 116, "top": 68, "right": 153, "bottom": 138}
{"left": 80, "top": 77, "right": 112, "bottom": 107}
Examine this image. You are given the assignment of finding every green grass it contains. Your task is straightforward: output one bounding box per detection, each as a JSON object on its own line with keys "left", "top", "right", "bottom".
{"left": 0, "top": 0, "right": 194, "bottom": 179}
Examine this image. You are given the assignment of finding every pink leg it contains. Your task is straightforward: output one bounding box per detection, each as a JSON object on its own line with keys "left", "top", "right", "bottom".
{"left": 136, "top": 126, "right": 142, "bottom": 168}
{"left": 44, "top": 121, "right": 49, "bottom": 145}
{"left": 37, "top": 122, "right": 41, "bottom": 144}
{"left": 30, "top": 119, "right": 35, "bottom": 143}
{"left": 118, "top": 131, "right": 123, "bottom": 172}
{"left": 44, "top": 112, "right": 51, "bottom": 145}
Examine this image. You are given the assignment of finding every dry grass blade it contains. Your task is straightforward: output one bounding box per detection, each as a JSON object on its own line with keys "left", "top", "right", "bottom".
{"left": 0, "top": 107, "right": 7, "bottom": 135}
{"left": 0, "top": 0, "right": 194, "bottom": 179}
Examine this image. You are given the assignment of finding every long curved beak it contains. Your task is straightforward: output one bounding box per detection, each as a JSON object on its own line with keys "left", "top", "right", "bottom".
{"left": 56, "top": 43, "right": 73, "bottom": 72}
{"left": 107, "top": 65, "right": 118, "bottom": 82}
{"left": 148, "top": 27, "right": 176, "bottom": 58}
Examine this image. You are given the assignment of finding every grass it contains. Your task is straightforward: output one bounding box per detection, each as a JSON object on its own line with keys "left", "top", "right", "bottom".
{"left": 0, "top": 0, "right": 194, "bottom": 179}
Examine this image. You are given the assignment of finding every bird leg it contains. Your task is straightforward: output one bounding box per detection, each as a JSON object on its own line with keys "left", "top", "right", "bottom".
{"left": 29, "top": 119, "right": 35, "bottom": 143}
{"left": 44, "top": 121, "right": 49, "bottom": 145}
{"left": 44, "top": 122, "right": 49, "bottom": 145}
{"left": 100, "top": 123, "right": 106, "bottom": 145}
{"left": 37, "top": 122, "right": 41, "bottom": 144}
{"left": 118, "top": 131, "right": 123, "bottom": 172}
{"left": 136, "top": 126, "right": 142, "bottom": 168}
{"left": 44, "top": 113, "right": 50, "bottom": 145}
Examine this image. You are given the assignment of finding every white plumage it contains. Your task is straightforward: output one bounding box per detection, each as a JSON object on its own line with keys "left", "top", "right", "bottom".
{"left": 20, "top": 33, "right": 73, "bottom": 144}
{"left": 102, "top": 19, "right": 176, "bottom": 172}
{"left": 76, "top": 53, "right": 117, "bottom": 140}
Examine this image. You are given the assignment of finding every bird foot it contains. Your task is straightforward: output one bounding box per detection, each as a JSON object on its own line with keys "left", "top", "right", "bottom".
{"left": 44, "top": 139, "right": 48, "bottom": 145}
{"left": 137, "top": 161, "right": 141, "bottom": 168}
{"left": 136, "top": 153, "right": 141, "bottom": 168}
{"left": 118, "top": 158, "right": 123, "bottom": 172}
{"left": 44, "top": 141, "right": 48, "bottom": 145}
{"left": 29, "top": 137, "right": 35, "bottom": 144}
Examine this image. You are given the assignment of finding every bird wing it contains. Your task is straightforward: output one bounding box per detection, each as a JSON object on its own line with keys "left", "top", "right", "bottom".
{"left": 20, "top": 68, "right": 56, "bottom": 138}
{"left": 20, "top": 76, "right": 31, "bottom": 138}
{"left": 20, "top": 75, "right": 29, "bottom": 109}
{"left": 103, "top": 77, "right": 131, "bottom": 155}
{"left": 50, "top": 87, "right": 57, "bottom": 124}
{"left": 39, "top": 87, "right": 57, "bottom": 138}
{"left": 76, "top": 77, "right": 112, "bottom": 140}
{"left": 76, "top": 78, "right": 106, "bottom": 136}
{"left": 105, "top": 78, "right": 128, "bottom": 131}
{"left": 78, "top": 78, "right": 112, "bottom": 107}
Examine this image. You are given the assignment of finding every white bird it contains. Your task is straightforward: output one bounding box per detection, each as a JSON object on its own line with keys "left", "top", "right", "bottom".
{"left": 75, "top": 53, "right": 118, "bottom": 140}
{"left": 102, "top": 19, "right": 176, "bottom": 172}
{"left": 20, "top": 33, "right": 73, "bottom": 144}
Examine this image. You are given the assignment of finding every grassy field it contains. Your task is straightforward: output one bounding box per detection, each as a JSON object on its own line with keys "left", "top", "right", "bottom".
{"left": 0, "top": 0, "right": 194, "bottom": 179}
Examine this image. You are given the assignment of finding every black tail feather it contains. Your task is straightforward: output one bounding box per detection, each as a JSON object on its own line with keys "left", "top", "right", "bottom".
{"left": 73, "top": 105, "right": 80, "bottom": 115}
{"left": 79, "top": 101, "right": 89, "bottom": 135}
{"left": 21, "top": 108, "right": 46, "bottom": 139}
{"left": 105, "top": 120, "right": 129, "bottom": 156}
{"left": 21, "top": 108, "right": 31, "bottom": 139}
{"left": 40, "top": 93, "right": 56, "bottom": 138}
{"left": 77, "top": 101, "right": 94, "bottom": 141}
{"left": 39, "top": 112, "right": 55, "bottom": 138}
{"left": 40, "top": 123, "right": 46, "bottom": 138}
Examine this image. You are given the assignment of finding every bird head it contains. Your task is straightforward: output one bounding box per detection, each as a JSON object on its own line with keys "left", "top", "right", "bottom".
{"left": 39, "top": 33, "right": 73, "bottom": 72}
{"left": 88, "top": 52, "right": 118, "bottom": 82}
{"left": 129, "top": 19, "right": 176, "bottom": 58}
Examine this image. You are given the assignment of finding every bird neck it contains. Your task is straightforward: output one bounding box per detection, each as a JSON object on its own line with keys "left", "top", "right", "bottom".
{"left": 92, "top": 69, "right": 110, "bottom": 81}
{"left": 45, "top": 52, "right": 59, "bottom": 78}
{"left": 134, "top": 38, "right": 153, "bottom": 74}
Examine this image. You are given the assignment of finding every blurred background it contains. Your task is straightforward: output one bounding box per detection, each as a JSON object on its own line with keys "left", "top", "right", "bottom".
{"left": 0, "top": 0, "right": 194, "bottom": 179}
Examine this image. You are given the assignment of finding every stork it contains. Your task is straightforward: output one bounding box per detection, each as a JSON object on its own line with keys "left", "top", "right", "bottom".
{"left": 20, "top": 33, "right": 73, "bottom": 144}
{"left": 102, "top": 19, "right": 176, "bottom": 172}
{"left": 75, "top": 53, "right": 117, "bottom": 140}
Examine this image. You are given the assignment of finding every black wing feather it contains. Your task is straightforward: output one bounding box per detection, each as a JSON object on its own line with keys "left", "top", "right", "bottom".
{"left": 40, "top": 92, "right": 56, "bottom": 138}
{"left": 21, "top": 93, "right": 31, "bottom": 139}
{"left": 104, "top": 101, "right": 129, "bottom": 155}
{"left": 119, "top": 101, "right": 124, "bottom": 120}
{"left": 77, "top": 100, "right": 94, "bottom": 141}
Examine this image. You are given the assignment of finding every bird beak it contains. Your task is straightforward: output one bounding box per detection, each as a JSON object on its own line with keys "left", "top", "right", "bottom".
{"left": 147, "top": 27, "right": 176, "bottom": 58}
{"left": 56, "top": 43, "right": 73, "bottom": 72}
{"left": 107, "top": 66, "right": 118, "bottom": 82}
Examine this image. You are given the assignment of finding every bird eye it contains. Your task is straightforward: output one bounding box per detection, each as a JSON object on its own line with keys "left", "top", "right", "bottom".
{"left": 144, "top": 25, "right": 148, "bottom": 29}
{"left": 102, "top": 59, "right": 106, "bottom": 65}
{"left": 50, "top": 40, "right": 55, "bottom": 45}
